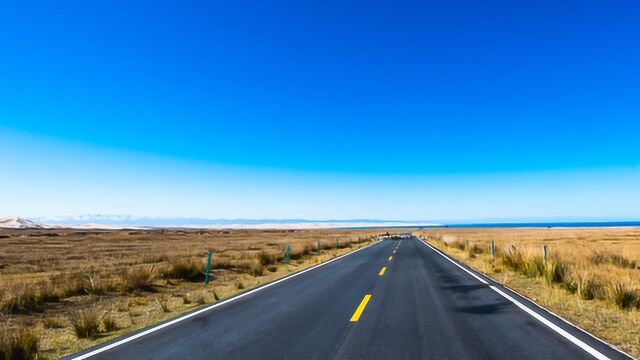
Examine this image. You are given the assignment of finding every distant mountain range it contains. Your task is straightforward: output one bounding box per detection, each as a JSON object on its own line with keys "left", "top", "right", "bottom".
{"left": 3, "top": 215, "right": 640, "bottom": 230}
{"left": 1, "top": 215, "right": 439, "bottom": 229}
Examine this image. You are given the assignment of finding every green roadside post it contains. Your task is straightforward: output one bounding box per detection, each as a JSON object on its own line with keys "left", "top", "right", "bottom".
{"left": 542, "top": 245, "right": 548, "bottom": 265}
{"left": 490, "top": 240, "right": 495, "bottom": 258}
{"left": 285, "top": 244, "right": 291, "bottom": 264}
{"left": 204, "top": 249, "right": 212, "bottom": 285}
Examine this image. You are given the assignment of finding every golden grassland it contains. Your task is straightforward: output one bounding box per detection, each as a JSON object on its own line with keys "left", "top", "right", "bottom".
{"left": 416, "top": 227, "right": 640, "bottom": 358}
{"left": 0, "top": 228, "right": 390, "bottom": 359}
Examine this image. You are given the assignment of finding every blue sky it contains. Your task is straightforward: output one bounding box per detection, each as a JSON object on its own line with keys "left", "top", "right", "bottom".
{"left": 1, "top": 1, "right": 640, "bottom": 221}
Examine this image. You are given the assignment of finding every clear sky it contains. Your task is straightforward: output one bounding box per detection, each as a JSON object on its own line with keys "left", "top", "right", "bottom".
{"left": 1, "top": 1, "right": 639, "bottom": 221}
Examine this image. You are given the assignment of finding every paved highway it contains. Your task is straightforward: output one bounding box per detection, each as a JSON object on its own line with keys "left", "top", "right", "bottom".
{"left": 68, "top": 237, "right": 631, "bottom": 360}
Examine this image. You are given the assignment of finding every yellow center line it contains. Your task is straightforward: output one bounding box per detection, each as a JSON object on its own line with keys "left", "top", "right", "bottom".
{"left": 379, "top": 266, "right": 387, "bottom": 276}
{"left": 350, "top": 294, "right": 372, "bottom": 322}
{"left": 388, "top": 256, "right": 393, "bottom": 261}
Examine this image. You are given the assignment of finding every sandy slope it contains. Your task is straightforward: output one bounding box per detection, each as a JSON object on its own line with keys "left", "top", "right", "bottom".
{"left": 0, "top": 215, "right": 43, "bottom": 228}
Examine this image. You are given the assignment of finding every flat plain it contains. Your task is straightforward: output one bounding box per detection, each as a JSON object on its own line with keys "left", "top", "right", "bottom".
{"left": 0, "top": 228, "right": 384, "bottom": 359}
{"left": 2, "top": 226, "right": 639, "bottom": 359}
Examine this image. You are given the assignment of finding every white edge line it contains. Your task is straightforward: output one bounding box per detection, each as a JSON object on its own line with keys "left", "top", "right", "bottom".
{"left": 419, "top": 238, "right": 634, "bottom": 359}
{"left": 418, "top": 239, "right": 614, "bottom": 360}
{"left": 70, "top": 240, "right": 383, "bottom": 360}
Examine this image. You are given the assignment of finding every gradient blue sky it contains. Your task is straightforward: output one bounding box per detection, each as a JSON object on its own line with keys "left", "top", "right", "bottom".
{"left": 1, "top": 1, "right": 639, "bottom": 221}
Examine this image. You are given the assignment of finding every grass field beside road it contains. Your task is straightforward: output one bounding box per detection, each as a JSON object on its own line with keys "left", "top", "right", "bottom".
{"left": 0, "top": 228, "right": 388, "bottom": 359}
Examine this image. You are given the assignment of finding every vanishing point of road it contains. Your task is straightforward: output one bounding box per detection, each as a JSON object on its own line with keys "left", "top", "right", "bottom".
{"left": 68, "top": 236, "right": 632, "bottom": 360}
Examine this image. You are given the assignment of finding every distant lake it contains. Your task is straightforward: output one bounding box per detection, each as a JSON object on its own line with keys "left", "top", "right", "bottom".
{"left": 338, "top": 221, "right": 640, "bottom": 230}
{"left": 444, "top": 221, "right": 640, "bottom": 228}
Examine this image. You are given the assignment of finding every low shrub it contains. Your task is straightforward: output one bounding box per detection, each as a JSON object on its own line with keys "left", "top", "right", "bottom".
{"left": 522, "top": 256, "right": 545, "bottom": 278}
{"left": 289, "top": 244, "right": 314, "bottom": 260}
{"left": 500, "top": 247, "right": 567, "bottom": 284}
{"left": 467, "top": 244, "right": 484, "bottom": 256}
{"left": 122, "top": 266, "right": 156, "bottom": 292}
{"left": 60, "top": 273, "right": 118, "bottom": 297}
{"left": 543, "top": 255, "right": 568, "bottom": 284}
{"left": 257, "top": 252, "right": 279, "bottom": 266}
{"left": 250, "top": 262, "right": 264, "bottom": 277}
{"left": 162, "top": 260, "right": 203, "bottom": 282}
{"left": 0, "top": 283, "right": 61, "bottom": 314}
{"left": 212, "top": 259, "right": 235, "bottom": 270}
{"left": 449, "top": 240, "right": 467, "bottom": 251}
{"left": 609, "top": 254, "right": 637, "bottom": 270}
{"left": 566, "top": 271, "right": 603, "bottom": 300}
{"left": 0, "top": 327, "right": 39, "bottom": 360}
{"left": 69, "top": 308, "right": 103, "bottom": 339}
{"left": 320, "top": 242, "right": 334, "bottom": 251}
{"left": 590, "top": 252, "right": 637, "bottom": 269}
{"left": 606, "top": 282, "right": 639, "bottom": 310}
{"left": 102, "top": 316, "right": 119, "bottom": 332}
{"left": 501, "top": 247, "right": 526, "bottom": 273}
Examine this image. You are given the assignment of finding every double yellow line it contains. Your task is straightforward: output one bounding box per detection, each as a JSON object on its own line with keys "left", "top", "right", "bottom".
{"left": 349, "top": 240, "right": 401, "bottom": 322}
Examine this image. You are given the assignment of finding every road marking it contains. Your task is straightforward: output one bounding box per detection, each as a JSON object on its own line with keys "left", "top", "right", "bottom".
{"left": 379, "top": 267, "right": 387, "bottom": 276}
{"left": 393, "top": 249, "right": 396, "bottom": 254}
{"left": 388, "top": 256, "right": 393, "bottom": 261}
{"left": 69, "top": 240, "right": 383, "bottom": 360}
{"left": 350, "top": 294, "right": 372, "bottom": 322}
{"left": 418, "top": 239, "right": 613, "bottom": 360}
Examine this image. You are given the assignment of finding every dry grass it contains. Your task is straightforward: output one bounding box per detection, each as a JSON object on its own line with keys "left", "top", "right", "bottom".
{"left": 102, "top": 315, "right": 119, "bottom": 332}
{"left": 418, "top": 227, "right": 640, "bottom": 357}
{"left": 161, "top": 260, "right": 203, "bottom": 282}
{"left": 0, "top": 327, "right": 39, "bottom": 360}
{"left": 122, "top": 265, "right": 156, "bottom": 293}
{"left": 0, "top": 228, "right": 386, "bottom": 359}
{"left": 69, "top": 308, "right": 103, "bottom": 339}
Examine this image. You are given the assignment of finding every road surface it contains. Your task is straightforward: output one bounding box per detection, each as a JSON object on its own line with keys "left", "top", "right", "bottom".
{"left": 68, "top": 237, "right": 631, "bottom": 360}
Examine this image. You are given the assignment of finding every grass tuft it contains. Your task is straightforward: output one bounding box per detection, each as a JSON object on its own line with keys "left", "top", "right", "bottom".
{"left": 0, "top": 327, "right": 39, "bottom": 360}
{"left": 162, "top": 260, "right": 203, "bottom": 282}
{"left": 69, "top": 308, "right": 103, "bottom": 339}
{"left": 122, "top": 266, "right": 156, "bottom": 292}
{"left": 258, "top": 251, "right": 279, "bottom": 266}
{"left": 566, "top": 271, "right": 603, "bottom": 300}
{"left": 606, "top": 282, "right": 639, "bottom": 310}
{"left": 102, "top": 316, "right": 119, "bottom": 332}
{"left": 0, "top": 283, "right": 62, "bottom": 315}
{"left": 590, "top": 252, "right": 637, "bottom": 269}
{"left": 543, "top": 255, "right": 568, "bottom": 285}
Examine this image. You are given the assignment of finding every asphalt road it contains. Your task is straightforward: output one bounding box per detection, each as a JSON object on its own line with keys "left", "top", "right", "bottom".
{"left": 68, "top": 237, "right": 632, "bottom": 360}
